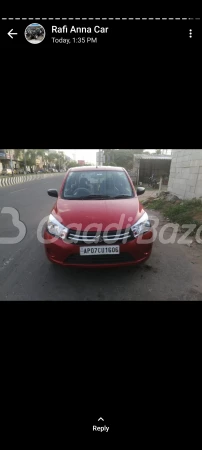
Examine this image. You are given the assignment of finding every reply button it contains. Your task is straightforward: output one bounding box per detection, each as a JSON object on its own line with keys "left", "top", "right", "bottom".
{"left": 93, "top": 425, "right": 109, "bottom": 433}
{"left": 93, "top": 418, "right": 109, "bottom": 432}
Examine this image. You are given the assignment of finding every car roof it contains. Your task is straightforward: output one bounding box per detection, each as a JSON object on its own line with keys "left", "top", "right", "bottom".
{"left": 68, "top": 166, "right": 125, "bottom": 172}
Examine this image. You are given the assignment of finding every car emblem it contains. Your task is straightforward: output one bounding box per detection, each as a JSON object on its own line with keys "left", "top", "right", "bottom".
{"left": 97, "top": 235, "right": 103, "bottom": 243}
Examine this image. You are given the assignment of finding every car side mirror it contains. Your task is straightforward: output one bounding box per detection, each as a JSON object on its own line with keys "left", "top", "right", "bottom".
{"left": 48, "top": 189, "right": 58, "bottom": 198}
{"left": 137, "top": 187, "right": 145, "bottom": 196}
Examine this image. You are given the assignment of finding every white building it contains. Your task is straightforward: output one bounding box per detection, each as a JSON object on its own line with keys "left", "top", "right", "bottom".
{"left": 0, "top": 149, "right": 16, "bottom": 173}
{"left": 161, "top": 149, "right": 172, "bottom": 155}
{"left": 168, "top": 149, "right": 202, "bottom": 199}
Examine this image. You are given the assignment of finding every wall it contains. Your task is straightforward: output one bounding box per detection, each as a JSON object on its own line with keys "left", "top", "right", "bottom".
{"left": 168, "top": 150, "right": 202, "bottom": 199}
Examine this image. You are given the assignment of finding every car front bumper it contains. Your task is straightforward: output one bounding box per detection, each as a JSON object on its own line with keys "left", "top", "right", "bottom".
{"left": 44, "top": 229, "right": 153, "bottom": 268}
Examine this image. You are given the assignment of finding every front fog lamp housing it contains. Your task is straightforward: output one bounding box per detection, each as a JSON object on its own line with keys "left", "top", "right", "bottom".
{"left": 47, "top": 214, "right": 69, "bottom": 240}
{"left": 131, "top": 212, "right": 151, "bottom": 238}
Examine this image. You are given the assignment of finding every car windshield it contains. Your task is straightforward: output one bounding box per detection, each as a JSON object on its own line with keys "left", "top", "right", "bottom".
{"left": 62, "top": 170, "right": 134, "bottom": 199}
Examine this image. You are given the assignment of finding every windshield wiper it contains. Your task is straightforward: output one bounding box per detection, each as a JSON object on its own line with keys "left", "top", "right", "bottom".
{"left": 111, "top": 194, "right": 133, "bottom": 199}
{"left": 75, "top": 194, "right": 112, "bottom": 200}
{"left": 64, "top": 194, "right": 132, "bottom": 200}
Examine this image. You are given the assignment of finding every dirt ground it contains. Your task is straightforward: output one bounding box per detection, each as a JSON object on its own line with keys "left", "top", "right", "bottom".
{"left": 146, "top": 209, "right": 202, "bottom": 301}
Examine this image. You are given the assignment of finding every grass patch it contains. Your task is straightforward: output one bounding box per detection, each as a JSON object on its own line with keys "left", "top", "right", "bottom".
{"left": 144, "top": 198, "right": 202, "bottom": 234}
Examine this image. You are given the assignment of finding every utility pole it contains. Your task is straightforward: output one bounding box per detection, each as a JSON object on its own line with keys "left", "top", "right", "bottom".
{"left": 24, "top": 149, "right": 27, "bottom": 174}
{"left": 97, "top": 149, "right": 101, "bottom": 166}
{"left": 99, "top": 149, "right": 102, "bottom": 166}
{"left": 9, "top": 150, "right": 13, "bottom": 171}
{"left": 96, "top": 149, "right": 105, "bottom": 167}
{"left": 59, "top": 150, "right": 63, "bottom": 171}
{"left": 99, "top": 149, "right": 105, "bottom": 166}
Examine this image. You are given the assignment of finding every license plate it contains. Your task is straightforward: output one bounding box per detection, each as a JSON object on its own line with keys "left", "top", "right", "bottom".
{"left": 80, "top": 246, "right": 120, "bottom": 256}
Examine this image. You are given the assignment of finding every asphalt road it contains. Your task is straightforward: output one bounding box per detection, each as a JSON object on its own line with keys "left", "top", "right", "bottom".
{"left": 0, "top": 174, "right": 202, "bottom": 301}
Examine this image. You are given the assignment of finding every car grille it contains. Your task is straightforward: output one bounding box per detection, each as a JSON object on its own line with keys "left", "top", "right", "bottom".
{"left": 67, "top": 228, "right": 133, "bottom": 245}
{"left": 65, "top": 253, "right": 134, "bottom": 265}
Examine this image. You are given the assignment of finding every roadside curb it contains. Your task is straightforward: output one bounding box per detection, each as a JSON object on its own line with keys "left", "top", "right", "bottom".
{"left": 0, "top": 173, "right": 63, "bottom": 188}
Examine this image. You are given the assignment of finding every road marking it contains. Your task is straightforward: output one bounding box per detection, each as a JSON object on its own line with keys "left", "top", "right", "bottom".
{"left": 10, "top": 188, "right": 27, "bottom": 194}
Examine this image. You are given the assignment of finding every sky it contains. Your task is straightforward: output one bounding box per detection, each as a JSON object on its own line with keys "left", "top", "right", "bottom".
{"left": 63, "top": 149, "right": 98, "bottom": 164}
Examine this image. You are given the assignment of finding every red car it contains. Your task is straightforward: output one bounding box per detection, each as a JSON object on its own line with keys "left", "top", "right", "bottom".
{"left": 44, "top": 166, "right": 153, "bottom": 268}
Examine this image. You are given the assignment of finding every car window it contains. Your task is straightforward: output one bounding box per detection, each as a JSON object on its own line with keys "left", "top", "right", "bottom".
{"left": 63, "top": 170, "right": 134, "bottom": 199}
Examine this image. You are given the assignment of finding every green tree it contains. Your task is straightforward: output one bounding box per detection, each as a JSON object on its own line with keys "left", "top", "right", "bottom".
{"left": 26, "top": 150, "right": 37, "bottom": 169}
{"left": 56, "top": 152, "right": 66, "bottom": 170}
{"left": 14, "top": 149, "right": 24, "bottom": 160}
{"left": 13, "top": 149, "right": 49, "bottom": 170}
{"left": 67, "top": 160, "right": 79, "bottom": 169}
{"left": 47, "top": 152, "right": 59, "bottom": 166}
{"left": 103, "top": 149, "right": 144, "bottom": 170}
{"left": 35, "top": 149, "right": 48, "bottom": 158}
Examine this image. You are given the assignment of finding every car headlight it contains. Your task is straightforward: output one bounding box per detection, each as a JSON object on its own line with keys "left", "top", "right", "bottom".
{"left": 47, "top": 214, "right": 69, "bottom": 240}
{"left": 131, "top": 212, "right": 152, "bottom": 238}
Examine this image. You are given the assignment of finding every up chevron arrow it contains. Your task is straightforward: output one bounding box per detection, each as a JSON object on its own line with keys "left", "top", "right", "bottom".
{"left": 98, "top": 417, "right": 104, "bottom": 421}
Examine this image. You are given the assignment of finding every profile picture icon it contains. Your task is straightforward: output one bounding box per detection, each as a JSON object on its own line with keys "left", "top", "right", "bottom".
{"left": 25, "top": 23, "right": 45, "bottom": 44}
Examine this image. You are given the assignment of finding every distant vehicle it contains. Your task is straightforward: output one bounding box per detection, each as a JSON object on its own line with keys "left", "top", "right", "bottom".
{"left": 1, "top": 168, "right": 12, "bottom": 175}
{"left": 148, "top": 175, "right": 159, "bottom": 189}
{"left": 12, "top": 168, "right": 24, "bottom": 175}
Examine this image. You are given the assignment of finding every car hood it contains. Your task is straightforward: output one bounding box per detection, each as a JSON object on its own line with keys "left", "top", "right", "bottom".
{"left": 52, "top": 198, "right": 144, "bottom": 230}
